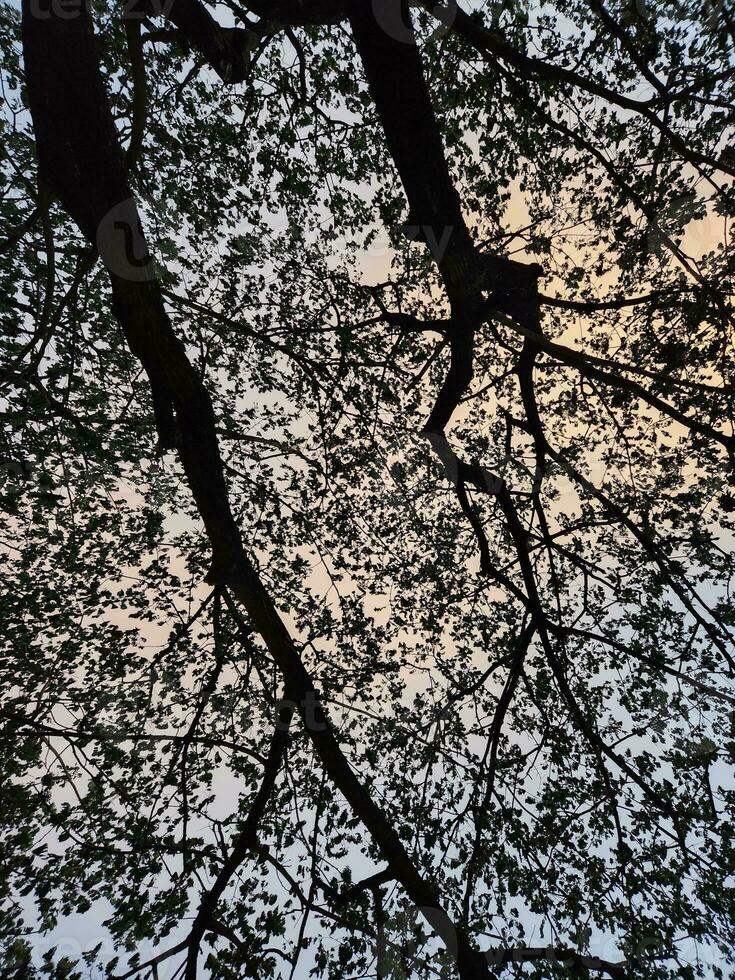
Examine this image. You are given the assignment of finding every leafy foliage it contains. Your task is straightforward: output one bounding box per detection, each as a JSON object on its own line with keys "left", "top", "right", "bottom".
{"left": 1, "top": 0, "right": 735, "bottom": 977}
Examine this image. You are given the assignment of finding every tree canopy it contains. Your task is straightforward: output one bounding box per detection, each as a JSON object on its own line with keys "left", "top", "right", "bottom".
{"left": 1, "top": 0, "right": 735, "bottom": 977}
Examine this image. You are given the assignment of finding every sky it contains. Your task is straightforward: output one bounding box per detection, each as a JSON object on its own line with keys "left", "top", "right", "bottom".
{"left": 5, "top": 0, "right": 735, "bottom": 976}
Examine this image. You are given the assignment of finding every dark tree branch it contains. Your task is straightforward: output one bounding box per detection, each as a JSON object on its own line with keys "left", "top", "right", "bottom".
{"left": 21, "top": 7, "right": 496, "bottom": 978}
{"left": 124, "top": 15, "right": 148, "bottom": 169}
{"left": 486, "top": 943, "right": 632, "bottom": 977}
{"left": 141, "top": 0, "right": 261, "bottom": 82}
{"left": 184, "top": 697, "right": 295, "bottom": 980}
{"left": 419, "top": 1, "right": 735, "bottom": 178}
{"left": 539, "top": 288, "right": 685, "bottom": 312}
{"left": 489, "top": 306, "right": 735, "bottom": 454}
{"left": 140, "top": 0, "right": 347, "bottom": 83}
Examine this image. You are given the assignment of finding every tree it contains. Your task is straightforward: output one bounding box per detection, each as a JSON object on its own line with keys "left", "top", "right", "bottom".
{"left": 1, "top": 0, "right": 734, "bottom": 976}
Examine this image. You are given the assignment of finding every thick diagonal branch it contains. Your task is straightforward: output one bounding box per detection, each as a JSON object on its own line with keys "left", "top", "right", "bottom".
{"left": 21, "top": 5, "right": 493, "bottom": 978}
{"left": 348, "top": 0, "right": 542, "bottom": 434}
{"left": 142, "top": 0, "right": 346, "bottom": 83}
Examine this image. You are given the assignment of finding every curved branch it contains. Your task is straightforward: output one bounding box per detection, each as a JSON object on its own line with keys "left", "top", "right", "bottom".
{"left": 420, "top": 1, "right": 735, "bottom": 178}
